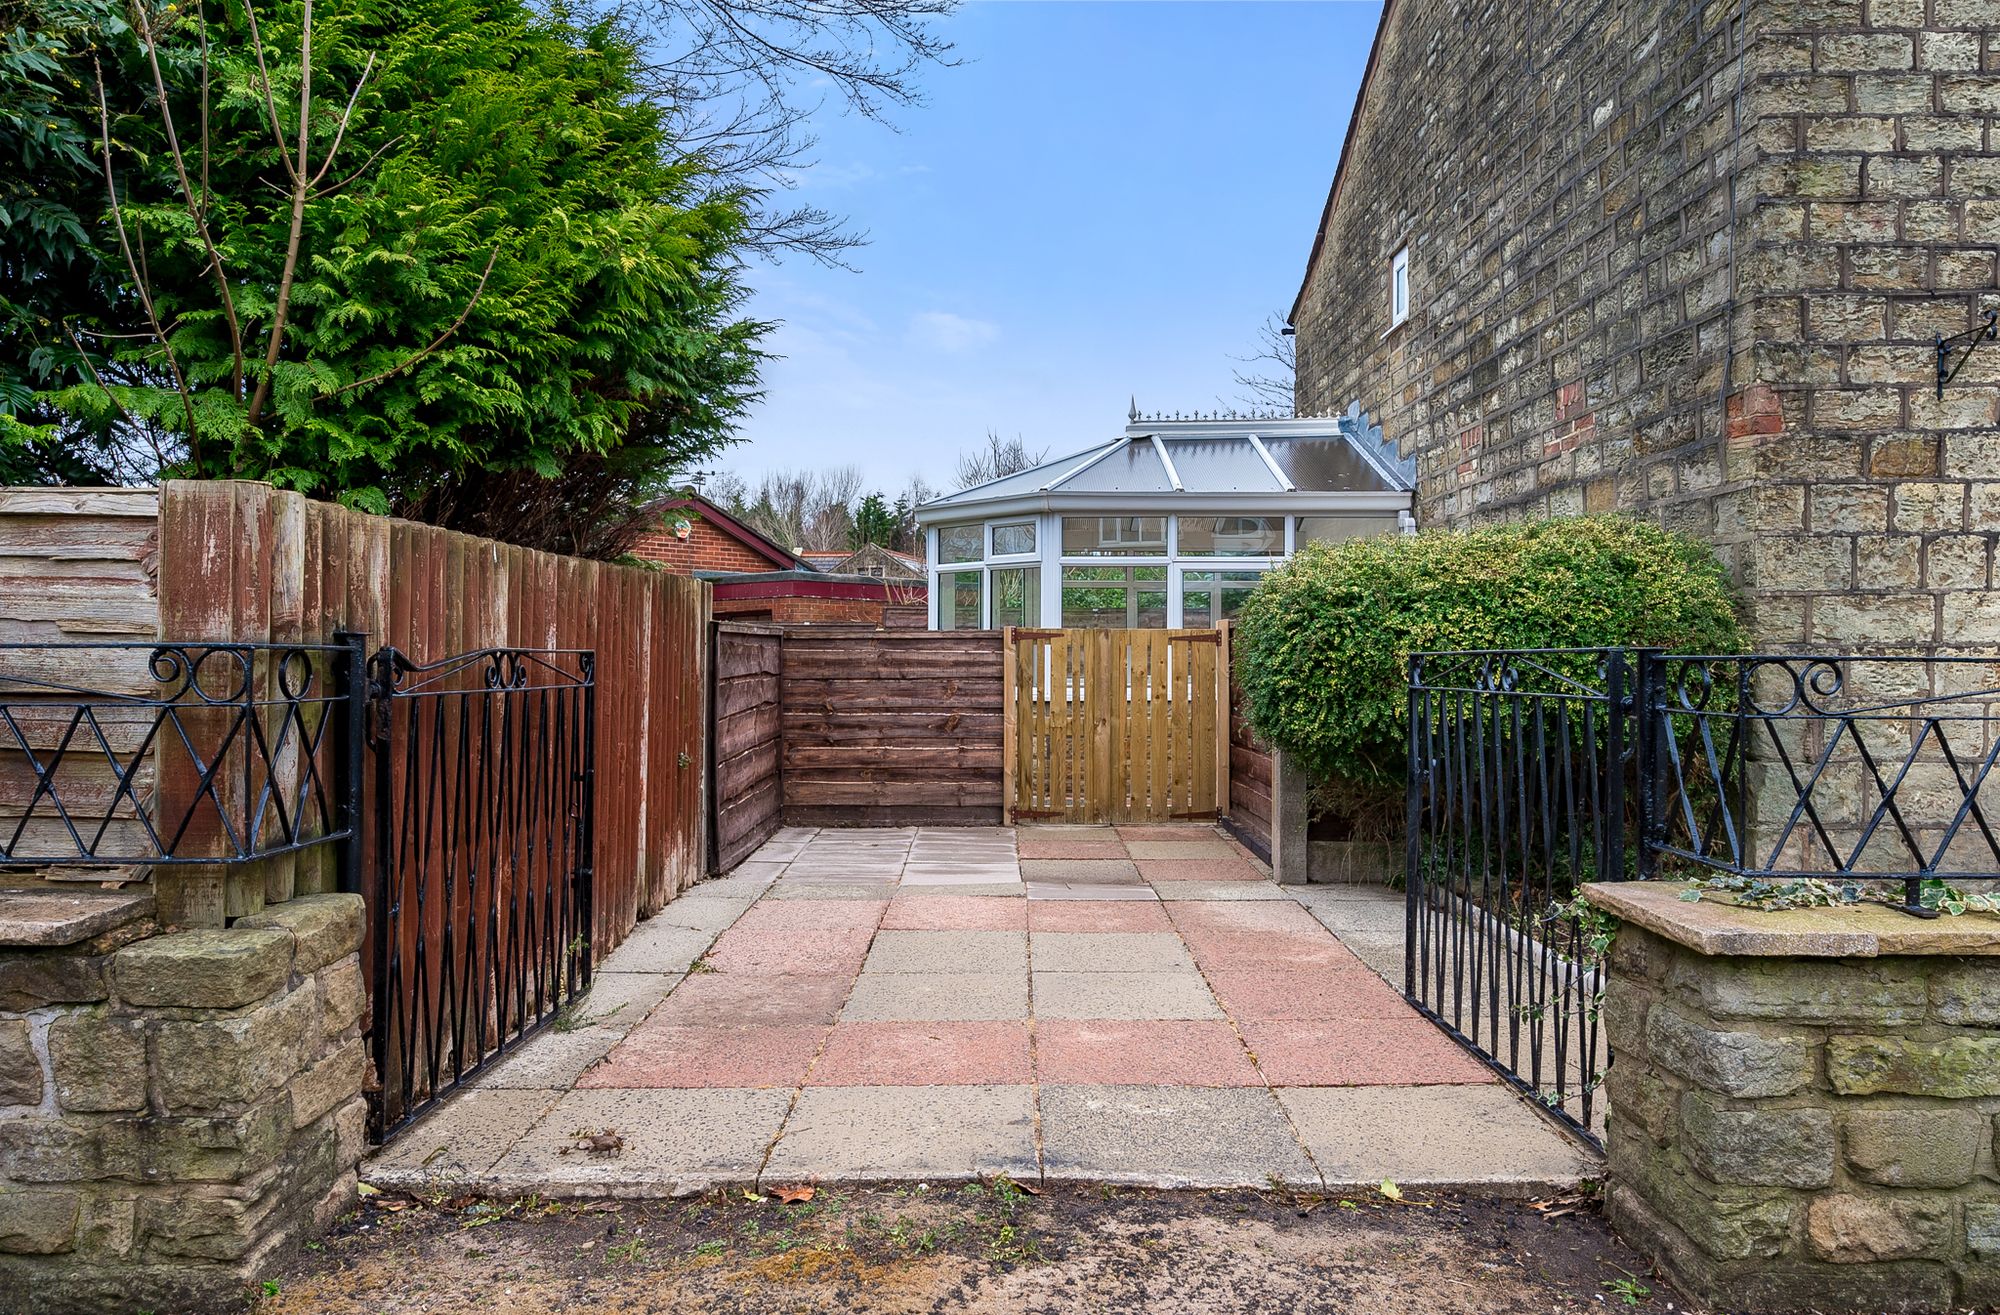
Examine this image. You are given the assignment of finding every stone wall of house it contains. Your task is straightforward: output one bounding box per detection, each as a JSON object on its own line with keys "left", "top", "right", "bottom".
{"left": 1734, "top": 0, "right": 2000, "bottom": 653}
{"left": 0, "top": 894, "right": 368, "bottom": 1315}
{"left": 1292, "top": 0, "right": 2000, "bottom": 654}
{"left": 1595, "top": 900, "right": 2000, "bottom": 1311}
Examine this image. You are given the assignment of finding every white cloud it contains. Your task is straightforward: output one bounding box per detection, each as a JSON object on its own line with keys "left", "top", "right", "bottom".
{"left": 907, "top": 311, "right": 1000, "bottom": 354}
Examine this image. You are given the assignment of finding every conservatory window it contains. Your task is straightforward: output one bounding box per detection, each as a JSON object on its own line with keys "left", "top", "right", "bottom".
{"left": 1296, "top": 514, "right": 1400, "bottom": 545}
{"left": 939, "top": 570, "right": 983, "bottom": 630}
{"left": 1061, "top": 566, "right": 1167, "bottom": 629}
{"left": 1177, "top": 516, "right": 1284, "bottom": 557}
{"left": 1061, "top": 515, "right": 1167, "bottom": 557}
{"left": 990, "top": 520, "right": 1037, "bottom": 556}
{"left": 938, "top": 525, "right": 983, "bottom": 564}
{"left": 1182, "top": 570, "right": 1267, "bottom": 627}
{"left": 990, "top": 567, "right": 1039, "bottom": 628}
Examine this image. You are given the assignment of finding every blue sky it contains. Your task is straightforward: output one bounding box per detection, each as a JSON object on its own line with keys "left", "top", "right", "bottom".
{"left": 726, "top": 1, "right": 1384, "bottom": 495}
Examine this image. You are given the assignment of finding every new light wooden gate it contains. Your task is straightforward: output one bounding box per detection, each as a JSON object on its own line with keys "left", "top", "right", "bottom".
{"left": 1005, "top": 627, "right": 1229, "bottom": 824}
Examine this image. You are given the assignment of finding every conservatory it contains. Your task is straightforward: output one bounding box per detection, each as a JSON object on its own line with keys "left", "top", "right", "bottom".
{"left": 915, "top": 407, "right": 1416, "bottom": 630}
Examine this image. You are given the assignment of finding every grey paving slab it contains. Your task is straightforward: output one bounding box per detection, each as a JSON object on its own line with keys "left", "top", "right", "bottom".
{"left": 781, "top": 867, "right": 902, "bottom": 884}
{"left": 686, "top": 875, "right": 779, "bottom": 901}
{"left": 766, "top": 882, "right": 904, "bottom": 901}
{"left": 600, "top": 922, "right": 715, "bottom": 975}
{"left": 842, "top": 971, "right": 1029, "bottom": 1021}
{"left": 1148, "top": 881, "right": 1289, "bottom": 901}
{"left": 1276, "top": 1085, "right": 1597, "bottom": 1193}
{"left": 723, "top": 861, "right": 790, "bottom": 883}
{"left": 650, "top": 895, "right": 757, "bottom": 933}
{"left": 863, "top": 930, "right": 1028, "bottom": 974}
{"left": 1031, "top": 970, "right": 1223, "bottom": 1020}
{"left": 472, "top": 1027, "right": 624, "bottom": 1091}
{"left": 1020, "top": 859, "right": 1142, "bottom": 883}
{"left": 1024, "top": 883, "right": 1159, "bottom": 902}
{"left": 1039, "top": 1085, "right": 1318, "bottom": 1188}
{"left": 1290, "top": 883, "right": 1404, "bottom": 904}
{"left": 1030, "top": 932, "right": 1197, "bottom": 974}
{"left": 486, "top": 1087, "right": 793, "bottom": 1197}
{"left": 1303, "top": 898, "right": 1411, "bottom": 935}
{"left": 898, "top": 882, "right": 1028, "bottom": 898}
{"left": 764, "top": 1085, "right": 1038, "bottom": 1183}
{"left": 1331, "top": 932, "right": 1406, "bottom": 982}
{"left": 366, "top": 1088, "right": 562, "bottom": 1182}
{"left": 564, "top": 970, "right": 678, "bottom": 1027}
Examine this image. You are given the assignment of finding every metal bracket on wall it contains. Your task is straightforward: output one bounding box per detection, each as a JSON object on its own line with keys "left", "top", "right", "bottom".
{"left": 1935, "top": 308, "right": 1997, "bottom": 401}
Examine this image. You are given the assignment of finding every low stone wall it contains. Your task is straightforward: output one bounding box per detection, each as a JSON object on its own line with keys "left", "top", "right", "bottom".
{"left": 1586, "top": 883, "right": 2000, "bottom": 1313}
{"left": 0, "top": 890, "right": 368, "bottom": 1314}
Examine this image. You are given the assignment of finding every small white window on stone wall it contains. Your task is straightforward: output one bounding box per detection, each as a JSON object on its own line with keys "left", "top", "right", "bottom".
{"left": 1391, "top": 246, "right": 1411, "bottom": 327}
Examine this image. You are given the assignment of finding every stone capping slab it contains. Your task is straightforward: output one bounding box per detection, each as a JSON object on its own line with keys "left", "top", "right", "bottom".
{"left": 0, "top": 888, "right": 155, "bottom": 948}
{"left": 1581, "top": 881, "right": 2000, "bottom": 958}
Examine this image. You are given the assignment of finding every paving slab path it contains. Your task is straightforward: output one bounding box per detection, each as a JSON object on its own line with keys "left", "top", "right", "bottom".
{"left": 367, "top": 825, "right": 1596, "bottom": 1197}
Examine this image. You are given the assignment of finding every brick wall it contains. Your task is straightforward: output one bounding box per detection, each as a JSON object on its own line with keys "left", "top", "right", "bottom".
{"left": 1293, "top": 0, "right": 2000, "bottom": 655}
{"left": 712, "top": 593, "right": 928, "bottom": 628}
{"left": 628, "top": 520, "right": 781, "bottom": 575}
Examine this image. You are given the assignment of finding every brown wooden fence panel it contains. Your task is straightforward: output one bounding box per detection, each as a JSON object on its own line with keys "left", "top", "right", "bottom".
{"left": 779, "top": 627, "right": 1004, "bottom": 827}
{"left": 710, "top": 622, "right": 783, "bottom": 869}
{"left": 1225, "top": 670, "right": 1274, "bottom": 860}
{"left": 155, "top": 481, "right": 709, "bottom": 967}
{"left": 1008, "top": 627, "right": 1226, "bottom": 824}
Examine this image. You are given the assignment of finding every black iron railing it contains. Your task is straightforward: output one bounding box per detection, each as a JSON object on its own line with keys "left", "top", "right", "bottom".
{"left": 1406, "top": 647, "right": 2000, "bottom": 1149}
{"left": 1645, "top": 654, "right": 2000, "bottom": 912}
{"left": 0, "top": 639, "right": 365, "bottom": 875}
{"left": 366, "top": 645, "right": 596, "bottom": 1141}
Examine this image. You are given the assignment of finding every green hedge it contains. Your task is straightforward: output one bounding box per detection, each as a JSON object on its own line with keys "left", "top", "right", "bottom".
{"left": 1233, "top": 516, "right": 1746, "bottom": 796}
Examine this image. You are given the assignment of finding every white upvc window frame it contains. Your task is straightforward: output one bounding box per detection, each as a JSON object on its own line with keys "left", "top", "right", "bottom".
{"left": 1390, "top": 246, "right": 1411, "bottom": 327}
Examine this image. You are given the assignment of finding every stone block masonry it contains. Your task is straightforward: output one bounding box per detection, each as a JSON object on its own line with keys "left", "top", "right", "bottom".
{"left": 0, "top": 890, "right": 368, "bottom": 1315}
{"left": 1292, "top": 0, "right": 2000, "bottom": 656}
{"left": 1586, "top": 882, "right": 2000, "bottom": 1312}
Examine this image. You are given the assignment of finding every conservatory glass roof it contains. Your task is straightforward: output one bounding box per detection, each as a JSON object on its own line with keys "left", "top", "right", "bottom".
{"left": 916, "top": 406, "right": 1414, "bottom": 519}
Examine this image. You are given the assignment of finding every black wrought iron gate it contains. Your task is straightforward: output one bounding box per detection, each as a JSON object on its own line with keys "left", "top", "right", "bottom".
{"left": 365, "top": 647, "right": 596, "bottom": 1141}
{"left": 1407, "top": 648, "right": 2000, "bottom": 1150}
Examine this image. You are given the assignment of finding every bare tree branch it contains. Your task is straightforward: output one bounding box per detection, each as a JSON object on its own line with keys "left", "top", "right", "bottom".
{"left": 954, "top": 430, "right": 1045, "bottom": 490}
{"left": 1229, "top": 312, "right": 1297, "bottom": 414}
{"left": 334, "top": 249, "right": 499, "bottom": 395}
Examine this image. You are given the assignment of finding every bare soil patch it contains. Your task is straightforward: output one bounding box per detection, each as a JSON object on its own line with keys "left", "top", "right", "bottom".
{"left": 244, "top": 1179, "right": 1677, "bottom": 1314}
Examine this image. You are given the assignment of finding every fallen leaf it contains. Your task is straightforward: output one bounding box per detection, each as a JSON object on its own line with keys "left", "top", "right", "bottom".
{"left": 1379, "top": 1179, "right": 1403, "bottom": 1201}
{"left": 772, "top": 1185, "right": 815, "bottom": 1204}
{"left": 355, "top": 1183, "right": 382, "bottom": 1198}
{"left": 742, "top": 1190, "right": 766, "bottom": 1203}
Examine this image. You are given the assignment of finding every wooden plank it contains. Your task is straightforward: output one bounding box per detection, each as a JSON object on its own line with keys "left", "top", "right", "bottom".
{"left": 1215, "top": 621, "right": 1232, "bottom": 817}
{"left": 153, "top": 481, "right": 235, "bottom": 927}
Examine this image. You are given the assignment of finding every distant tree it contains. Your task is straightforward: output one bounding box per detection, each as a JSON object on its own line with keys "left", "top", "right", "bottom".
{"left": 600, "top": 0, "right": 960, "bottom": 267}
{"left": 850, "top": 491, "right": 897, "bottom": 549}
{"left": 890, "top": 473, "right": 935, "bottom": 556}
{"left": 710, "top": 465, "right": 861, "bottom": 552}
{"left": 954, "top": 430, "right": 1046, "bottom": 490}
{"left": 1230, "top": 313, "right": 1297, "bottom": 413}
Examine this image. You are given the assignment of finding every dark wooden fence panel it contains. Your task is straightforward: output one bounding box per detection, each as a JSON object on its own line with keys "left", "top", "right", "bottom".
{"left": 710, "top": 622, "right": 783, "bottom": 870}
{"left": 779, "top": 628, "right": 1004, "bottom": 827}
{"left": 1225, "top": 674, "right": 1273, "bottom": 860}
{"left": 156, "top": 480, "right": 709, "bottom": 960}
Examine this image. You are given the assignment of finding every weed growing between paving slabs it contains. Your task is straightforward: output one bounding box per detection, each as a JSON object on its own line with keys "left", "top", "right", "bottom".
{"left": 248, "top": 1179, "right": 1679, "bottom": 1314}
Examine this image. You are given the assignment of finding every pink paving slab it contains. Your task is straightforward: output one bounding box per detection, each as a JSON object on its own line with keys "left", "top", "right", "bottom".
{"left": 1239, "top": 1017, "right": 1493, "bottom": 1086}
{"left": 881, "top": 895, "right": 1029, "bottom": 932}
{"left": 1115, "top": 825, "right": 1221, "bottom": 843}
{"left": 703, "top": 927, "right": 875, "bottom": 975}
{"left": 1203, "top": 967, "right": 1418, "bottom": 1022}
{"left": 1162, "top": 901, "right": 1327, "bottom": 935}
{"left": 1180, "top": 927, "right": 1367, "bottom": 972}
{"left": 1135, "top": 858, "right": 1268, "bottom": 883}
{"left": 579, "top": 1022, "right": 827, "bottom": 1089}
{"left": 807, "top": 1020, "right": 1034, "bottom": 1086}
{"left": 1033, "top": 1019, "right": 1264, "bottom": 1087}
{"left": 1024, "top": 900, "right": 1174, "bottom": 933}
{"left": 1016, "top": 838, "right": 1130, "bottom": 860}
